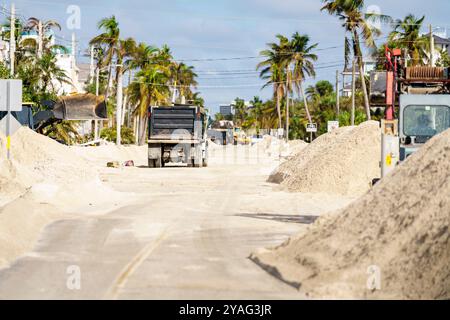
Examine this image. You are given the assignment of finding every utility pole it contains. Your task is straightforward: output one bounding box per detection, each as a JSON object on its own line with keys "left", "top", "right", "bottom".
{"left": 429, "top": 24, "right": 435, "bottom": 67}
{"left": 9, "top": 3, "right": 15, "bottom": 77}
{"left": 37, "top": 20, "right": 43, "bottom": 59}
{"left": 285, "top": 67, "right": 290, "bottom": 142}
{"left": 89, "top": 46, "right": 95, "bottom": 84}
{"left": 116, "top": 64, "right": 123, "bottom": 145}
{"left": 336, "top": 69, "right": 340, "bottom": 116}
{"left": 94, "top": 67, "right": 100, "bottom": 140}
{"left": 351, "top": 59, "right": 356, "bottom": 126}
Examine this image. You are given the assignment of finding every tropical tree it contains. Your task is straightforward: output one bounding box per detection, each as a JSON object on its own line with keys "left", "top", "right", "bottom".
{"left": 257, "top": 35, "right": 289, "bottom": 129}
{"left": 321, "top": 0, "right": 392, "bottom": 120}
{"left": 287, "top": 32, "right": 318, "bottom": 126}
{"left": 128, "top": 63, "right": 171, "bottom": 145}
{"left": 389, "top": 14, "right": 428, "bottom": 66}
{"left": 89, "top": 16, "right": 121, "bottom": 100}
{"left": 25, "top": 17, "right": 64, "bottom": 58}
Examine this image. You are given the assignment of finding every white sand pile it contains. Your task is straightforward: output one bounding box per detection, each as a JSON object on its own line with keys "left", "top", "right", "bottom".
{"left": 287, "top": 140, "right": 308, "bottom": 155}
{"left": 0, "top": 194, "right": 64, "bottom": 268}
{"left": 0, "top": 127, "right": 97, "bottom": 204}
{"left": 269, "top": 121, "right": 381, "bottom": 196}
{"left": 0, "top": 128, "right": 138, "bottom": 268}
{"left": 251, "top": 129, "right": 450, "bottom": 299}
{"left": 71, "top": 144, "right": 147, "bottom": 166}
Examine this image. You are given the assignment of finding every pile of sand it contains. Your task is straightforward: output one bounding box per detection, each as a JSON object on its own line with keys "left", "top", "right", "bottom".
{"left": 71, "top": 144, "right": 147, "bottom": 166}
{"left": 0, "top": 127, "right": 97, "bottom": 204}
{"left": 268, "top": 121, "right": 381, "bottom": 196}
{"left": 251, "top": 129, "right": 450, "bottom": 299}
{"left": 0, "top": 128, "right": 137, "bottom": 268}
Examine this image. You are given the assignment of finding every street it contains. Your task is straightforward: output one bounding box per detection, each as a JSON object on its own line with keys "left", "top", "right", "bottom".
{"left": 0, "top": 149, "right": 352, "bottom": 299}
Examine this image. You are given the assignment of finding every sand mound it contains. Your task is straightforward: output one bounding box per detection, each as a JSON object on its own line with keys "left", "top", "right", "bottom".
{"left": 0, "top": 127, "right": 97, "bottom": 205}
{"left": 71, "top": 144, "right": 147, "bottom": 166}
{"left": 251, "top": 129, "right": 450, "bottom": 299}
{"left": 269, "top": 121, "right": 381, "bottom": 196}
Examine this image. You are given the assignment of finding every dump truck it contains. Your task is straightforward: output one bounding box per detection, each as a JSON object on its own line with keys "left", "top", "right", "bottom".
{"left": 370, "top": 47, "right": 450, "bottom": 177}
{"left": 147, "top": 104, "right": 208, "bottom": 168}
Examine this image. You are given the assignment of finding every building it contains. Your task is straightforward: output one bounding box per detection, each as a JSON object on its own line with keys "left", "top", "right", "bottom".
{"left": 340, "top": 57, "right": 375, "bottom": 97}
{"left": 219, "top": 105, "right": 232, "bottom": 116}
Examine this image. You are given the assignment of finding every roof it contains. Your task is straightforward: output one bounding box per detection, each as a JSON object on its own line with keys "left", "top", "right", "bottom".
{"left": 433, "top": 34, "right": 450, "bottom": 46}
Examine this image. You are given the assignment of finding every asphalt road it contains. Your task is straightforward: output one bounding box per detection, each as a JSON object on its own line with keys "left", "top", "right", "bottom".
{"left": 0, "top": 152, "right": 351, "bottom": 299}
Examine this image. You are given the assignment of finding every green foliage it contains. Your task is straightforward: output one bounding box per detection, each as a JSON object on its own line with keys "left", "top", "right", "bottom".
{"left": 315, "top": 80, "right": 334, "bottom": 97}
{"left": 100, "top": 126, "right": 135, "bottom": 144}
{"left": 0, "top": 62, "right": 10, "bottom": 78}
{"left": 42, "top": 121, "right": 81, "bottom": 145}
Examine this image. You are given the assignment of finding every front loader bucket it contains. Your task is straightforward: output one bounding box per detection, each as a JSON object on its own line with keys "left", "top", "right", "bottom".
{"left": 53, "top": 93, "right": 108, "bottom": 120}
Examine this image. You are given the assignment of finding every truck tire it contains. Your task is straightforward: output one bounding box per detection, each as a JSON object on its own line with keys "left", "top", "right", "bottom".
{"left": 193, "top": 146, "right": 203, "bottom": 168}
{"left": 148, "top": 159, "right": 155, "bottom": 168}
{"left": 155, "top": 157, "right": 163, "bottom": 168}
{"left": 202, "top": 158, "right": 208, "bottom": 167}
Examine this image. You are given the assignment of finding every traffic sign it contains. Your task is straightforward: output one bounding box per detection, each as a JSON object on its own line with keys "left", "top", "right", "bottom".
{"left": 0, "top": 80, "right": 23, "bottom": 160}
{"left": 0, "top": 80, "right": 22, "bottom": 111}
{"left": 306, "top": 123, "right": 317, "bottom": 133}
{"left": 327, "top": 121, "right": 339, "bottom": 132}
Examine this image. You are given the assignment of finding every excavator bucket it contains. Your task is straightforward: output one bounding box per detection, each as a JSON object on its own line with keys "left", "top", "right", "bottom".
{"left": 53, "top": 93, "right": 108, "bottom": 120}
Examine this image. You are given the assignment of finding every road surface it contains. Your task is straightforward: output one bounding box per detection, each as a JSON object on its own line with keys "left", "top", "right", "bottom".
{"left": 0, "top": 148, "right": 352, "bottom": 299}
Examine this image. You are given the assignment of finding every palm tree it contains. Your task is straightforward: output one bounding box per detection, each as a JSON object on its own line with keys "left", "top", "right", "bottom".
{"left": 321, "top": 0, "right": 392, "bottom": 120}
{"left": 288, "top": 32, "right": 318, "bottom": 126}
{"left": 89, "top": 16, "right": 121, "bottom": 100}
{"left": 25, "top": 17, "right": 62, "bottom": 58}
{"left": 389, "top": 14, "right": 427, "bottom": 66}
{"left": 257, "top": 36, "right": 289, "bottom": 129}
{"left": 169, "top": 62, "right": 198, "bottom": 103}
{"left": 250, "top": 96, "right": 264, "bottom": 132}
{"left": 191, "top": 92, "right": 205, "bottom": 108}
{"left": 128, "top": 63, "right": 171, "bottom": 145}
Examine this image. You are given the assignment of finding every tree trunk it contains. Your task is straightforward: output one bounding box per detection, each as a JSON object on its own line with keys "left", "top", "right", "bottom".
{"left": 138, "top": 113, "right": 148, "bottom": 146}
{"left": 352, "top": 30, "right": 371, "bottom": 120}
{"left": 116, "top": 67, "right": 123, "bottom": 145}
{"left": 299, "top": 81, "right": 312, "bottom": 123}
{"left": 285, "top": 91, "right": 289, "bottom": 142}
{"left": 276, "top": 87, "right": 282, "bottom": 130}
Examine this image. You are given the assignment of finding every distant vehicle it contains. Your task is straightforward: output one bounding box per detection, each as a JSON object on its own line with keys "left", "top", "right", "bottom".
{"left": 251, "top": 135, "right": 264, "bottom": 145}
{"left": 207, "top": 129, "right": 233, "bottom": 145}
{"left": 147, "top": 104, "right": 208, "bottom": 168}
{"left": 233, "top": 127, "right": 251, "bottom": 145}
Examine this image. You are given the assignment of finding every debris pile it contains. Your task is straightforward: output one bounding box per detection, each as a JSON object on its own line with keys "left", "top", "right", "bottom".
{"left": 252, "top": 128, "right": 450, "bottom": 299}
{"left": 269, "top": 121, "right": 381, "bottom": 196}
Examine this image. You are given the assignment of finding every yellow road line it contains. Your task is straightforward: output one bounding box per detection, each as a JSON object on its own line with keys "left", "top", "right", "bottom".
{"left": 104, "top": 227, "right": 170, "bottom": 300}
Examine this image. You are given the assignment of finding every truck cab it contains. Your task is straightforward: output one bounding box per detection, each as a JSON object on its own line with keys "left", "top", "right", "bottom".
{"left": 399, "top": 94, "right": 450, "bottom": 160}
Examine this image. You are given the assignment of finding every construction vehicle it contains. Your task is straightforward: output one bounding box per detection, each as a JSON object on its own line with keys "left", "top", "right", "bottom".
{"left": 0, "top": 93, "right": 107, "bottom": 131}
{"left": 233, "top": 127, "right": 251, "bottom": 145}
{"left": 370, "top": 47, "right": 450, "bottom": 178}
{"left": 208, "top": 120, "right": 234, "bottom": 145}
{"left": 147, "top": 104, "right": 208, "bottom": 168}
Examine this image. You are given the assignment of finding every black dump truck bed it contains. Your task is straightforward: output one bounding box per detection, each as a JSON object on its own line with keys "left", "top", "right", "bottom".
{"left": 147, "top": 105, "right": 208, "bottom": 168}
{"left": 148, "top": 105, "right": 204, "bottom": 141}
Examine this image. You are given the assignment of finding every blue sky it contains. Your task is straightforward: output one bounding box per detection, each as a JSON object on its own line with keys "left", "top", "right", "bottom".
{"left": 2, "top": 0, "right": 450, "bottom": 113}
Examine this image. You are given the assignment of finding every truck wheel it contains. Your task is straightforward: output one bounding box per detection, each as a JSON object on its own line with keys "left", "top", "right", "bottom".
{"left": 202, "top": 158, "right": 208, "bottom": 167}
{"left": 193, "top": 146, "right": 203, "bottom": 168}
{"left": 155, "top": 157, "right": 163, "bottom": 168}
{"left": 148, "top": 159, "right": 155, "bottom": 168}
